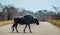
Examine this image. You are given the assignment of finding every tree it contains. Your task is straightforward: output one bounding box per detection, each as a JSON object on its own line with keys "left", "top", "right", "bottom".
{"left": 52, "top": 6, "right": 60, "bottom": 14}
{"left": 52, "top": 6, "right": 60, "bottom": 20}
{"left": 2, "top": 5, "right": 18, "bottom": 20}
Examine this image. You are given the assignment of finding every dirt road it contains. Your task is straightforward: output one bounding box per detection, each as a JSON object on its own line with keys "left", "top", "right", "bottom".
{"left": 0, "top": 22, "right": 60, "bottom": 35}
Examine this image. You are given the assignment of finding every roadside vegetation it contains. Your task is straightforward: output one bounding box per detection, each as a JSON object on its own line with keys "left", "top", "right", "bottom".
{"left": 0, "top": 20, "right": 14, "bottom": 26}
{"left": 47, "top": 19, "right": 60, "bottom": 28}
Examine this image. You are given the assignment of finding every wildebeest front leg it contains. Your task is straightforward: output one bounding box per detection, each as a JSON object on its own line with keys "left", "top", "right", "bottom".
{"left": 28, "top": 24, "right": 32, "bottom": 33}
{"left": 24, "top": 24, "right": 27, "bottom": 33}
{"left": 15, "top": 24, "right": 19, "bottom": 33}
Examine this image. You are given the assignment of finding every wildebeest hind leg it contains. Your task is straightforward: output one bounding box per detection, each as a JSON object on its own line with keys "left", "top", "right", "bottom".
{"left": 12, "top": 27, "right": 14, "bottom": 32}
{"left": 12, "top": 23, "right": 15, "bottom": 32}
{"left": 15, "top": 24, "right": 19, "bottom": 33}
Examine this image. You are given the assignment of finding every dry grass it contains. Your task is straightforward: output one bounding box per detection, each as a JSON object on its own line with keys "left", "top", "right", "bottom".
{"left": 47, "top": 20, "right": 60, "bottom": 27}
{"left": 0, "top": 20, "right": 14, "bottom": 26}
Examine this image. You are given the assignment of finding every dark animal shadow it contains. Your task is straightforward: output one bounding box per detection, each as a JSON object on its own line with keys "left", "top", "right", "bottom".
{"left": 9, "top": 32, "right": 33, "bottom": 33}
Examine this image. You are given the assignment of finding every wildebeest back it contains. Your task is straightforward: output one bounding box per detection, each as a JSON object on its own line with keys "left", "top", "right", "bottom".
{"left": 23, "top": 15, "right": 34, "bottom": 23}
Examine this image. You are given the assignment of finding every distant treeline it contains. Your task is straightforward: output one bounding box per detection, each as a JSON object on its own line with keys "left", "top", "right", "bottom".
{"left": 0, "top": 4, "right": 60, "bottom": 21}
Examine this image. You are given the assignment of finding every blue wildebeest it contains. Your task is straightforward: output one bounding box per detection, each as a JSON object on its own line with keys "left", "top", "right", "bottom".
{"left": 11, "top": 15, "right": 39, "bottom": 33}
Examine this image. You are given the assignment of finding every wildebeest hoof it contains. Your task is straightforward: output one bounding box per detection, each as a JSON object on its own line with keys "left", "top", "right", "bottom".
{"left": 17, "top": 31, "right": 19, "bottom": 33}
{"left": 24, "top": 32, "right": 26, "bottom": 33}
{"left": 30, "top": 32, "right": 32, "bottom": 33}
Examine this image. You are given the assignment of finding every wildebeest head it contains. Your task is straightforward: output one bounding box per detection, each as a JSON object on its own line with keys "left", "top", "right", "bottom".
{"left": 34, "top": 18, "right": 39, "bottom": 25}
